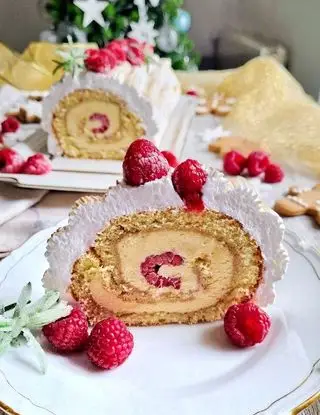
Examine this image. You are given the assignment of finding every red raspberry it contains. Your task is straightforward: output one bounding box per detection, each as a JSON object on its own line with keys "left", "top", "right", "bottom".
{"left": 123, "top": 139, "right": 169, "bottom": 186}
{"left": 89, "top": 113, "right": 110, "bottom": 134}
{"left": 84, "top": 48, "right": 117, "bottom": 73}
{"left": 0, "top": 148, "right": 25, "bottom": 173}
{"left": 106, "top": 42, "right": 127, "bottom": 63}
{"left": 127, "top": 45, "right": 145, "bottom": 65}
{"left": 186, "top": 89, "right": 199, "bottom": 97}
{"left": 224, "top": 302, "right": 271, "bottom": 348}
{"left": 223, "top": 151, "right": 247, "bottom": 176}
{"left": 21, "top": 153, "right": 52, "bottom": 175}
{"left": 264, "top": 163, "right": 284, "bottom": 183}
{"left": 172, "top": 159, "right": 207, "bottom": 197}
{"left": 1, "top": 116, "right": 20, "bottom": 134}
{"left": 87, "top": 317, "right": 134, "bottom": 370}
{"left": 140, "top": 251, "right": 183, "bottom": 290}
{"left": 0, "top": 134, "right": 3, "bottom": 144}
{"left": 172, "top": 159, "right": 207, "bottom": 211}
{"left": 42, "top": 308, "right": 89, "bottom": 352}
{"left": 161, "top": 150, "right": 179, "bottom": 168}
{"left": 247, "top": 151, "right": 270, "bottom": 177}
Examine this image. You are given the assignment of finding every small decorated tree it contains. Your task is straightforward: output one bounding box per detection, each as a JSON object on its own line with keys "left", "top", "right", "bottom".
{"left": 40, "top": 0, "right": 200, "bottom": 70}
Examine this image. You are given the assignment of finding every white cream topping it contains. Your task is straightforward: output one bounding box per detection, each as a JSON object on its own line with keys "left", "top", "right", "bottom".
{"left": 42, "top": 72, "right": 159, "bottom": 156}
{"left": 44, "top": 168, "right": 288, "bottom": 308}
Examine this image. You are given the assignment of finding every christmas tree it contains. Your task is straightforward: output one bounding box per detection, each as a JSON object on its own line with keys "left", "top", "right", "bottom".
{"left": 41, "top": 0, "right": 200, "bottom": 70}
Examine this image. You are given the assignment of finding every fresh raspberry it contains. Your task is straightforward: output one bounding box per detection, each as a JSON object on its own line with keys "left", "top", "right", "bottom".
{"left": 161, "top": 150, "right": 179, "bottom": 168}
{"left": 264, "top": 163, "right": 284, "bottom": 183}
{"left": 224, "top": 302, "right": 271, "bottom": 348}
{"left": 43, "top": 308, "right": 89, "bottom": 352}
{"left": 223, "top": 151, "right": 247, "bottom": 176}
{"left": 0, "top": 148, "right": 24, "bottom": 173}
{"left": 1, "top": 116, "right": 20, "bottom": 134}
{"left": 127, "top": 44, "right": 145, "bottom": 65}
{"left": 0, "top": 134, "right": 3, "bottom": 144}
{"left": 247, "top": 151, "right": 270, "bottom": 177}
{"left": 106, "top": 42, "right": 127, "bottom": 63}
{"left": 186, "top": 89, "right": 199, "bottom": 97}
{"left": 87, "top": 317, "right": 134, "bottom": 370}
{"left": 89, "top": 113, "right": 110, "bottom": 134}
{"left": 84, "top": 48, "right": 117, "bottom": 73}
{"left": 140, "top": 252, "right": 183, "bottom": 289}
{"left": 172, "top": 159, "right": 207, "bottom": 210}
{"left": 123, "top": 139, "right": 169, "bottom": 186}
{"left": 21, "top": 153, "right": 52, "bottom": 175}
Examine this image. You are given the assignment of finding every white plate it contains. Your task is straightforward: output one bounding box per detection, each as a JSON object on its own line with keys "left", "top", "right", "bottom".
{"left": 0, "top": 97, "right": 196, "bottom": 192}
{"left": 0, "top": 224, "right": 319, "bottom": 415}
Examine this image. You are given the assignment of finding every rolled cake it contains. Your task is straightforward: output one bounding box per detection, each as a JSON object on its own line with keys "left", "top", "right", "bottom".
{"left": 42, "top": 39, "right": 181, "bottom": 160}
{"left": 43, "top": 143, "right": 288, "bottom": 326}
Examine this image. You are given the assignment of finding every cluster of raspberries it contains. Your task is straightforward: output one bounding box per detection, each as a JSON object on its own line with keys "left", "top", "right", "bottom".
{"left": 84, "top": 38, "right": 153, "bottom": 73}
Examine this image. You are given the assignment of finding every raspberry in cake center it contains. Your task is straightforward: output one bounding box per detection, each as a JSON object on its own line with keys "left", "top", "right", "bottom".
{"left": 89, "top": 113, "right": 110, "bottom": 134}
{"left": 140, "top": 252, "right": 183, "bottom": 289}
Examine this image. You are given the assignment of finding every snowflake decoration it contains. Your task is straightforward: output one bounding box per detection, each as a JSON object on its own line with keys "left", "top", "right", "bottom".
{"left": 128, "top": 20, "right": 159, "bottom": 46}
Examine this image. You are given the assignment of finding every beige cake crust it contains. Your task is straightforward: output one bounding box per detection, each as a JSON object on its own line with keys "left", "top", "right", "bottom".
{"left": 52, "top": 89, "right": 145, "bottom": 159}
{"left": 70, "top": 208, "right": 263, "bottom": 326}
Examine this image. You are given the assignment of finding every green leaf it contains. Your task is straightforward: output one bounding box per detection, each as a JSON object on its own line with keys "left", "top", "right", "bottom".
{"left": 25, "top": 290, "right": 60, "bottom": 316}
{"left": 0, "top": 318, "right": 13, "bottom": 332}
{"left": 13, "top": 283, "right": 32, "bottom": 318}
{"left": 22, "top": 329, "right": 47, "bottom": 374}
{"left": 27, "top": 302, "right": 71, "bottom": 330}
{"left": 11, "top": 333, "right": 27, "bottom": 348}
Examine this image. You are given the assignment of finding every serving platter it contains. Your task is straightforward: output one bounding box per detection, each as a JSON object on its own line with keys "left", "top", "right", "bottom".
{"left": 0, "top": 223, "right": 319, "bottom": 415}
{"left": 0, "top": 96, "right": 196, "bottom": 192}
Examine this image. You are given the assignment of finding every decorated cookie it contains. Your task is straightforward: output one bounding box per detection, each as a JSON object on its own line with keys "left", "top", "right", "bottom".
{"left": 274, "top": 185, "right": 320, "bottom": 226}
{"left": 209, "top": 136, "right": 269, "bottom": 157}
{"left": 210, "top": 93, "right": 236, "bottom": 116}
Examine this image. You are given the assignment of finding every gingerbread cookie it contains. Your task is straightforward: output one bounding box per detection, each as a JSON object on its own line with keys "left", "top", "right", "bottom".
{"left": 210, "top": 93, "right": 236, "bottom": 116}
{"left": 208, "top": 136, "right": 269, "bottom": 157}
{"left": 6, "top": 101, "right": 42, "bottom": 124}
{"left": 274, "top": 185, "right": 320, "bottom": 226}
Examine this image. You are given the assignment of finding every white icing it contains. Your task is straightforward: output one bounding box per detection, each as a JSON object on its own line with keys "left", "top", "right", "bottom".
{"left": 42, "top": 72, "right": 159, "bottom": 156}
{"left": 287, "top": 195, "right": 309, "bottom": 208}
{"left": 44, "top": 168, "right": 288, "bottom": 308}
{"left": 315, "top": 200, "right": 320, "bottom": 206}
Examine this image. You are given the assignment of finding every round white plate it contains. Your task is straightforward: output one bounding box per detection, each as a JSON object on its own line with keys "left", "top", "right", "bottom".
{"left": 0, "top": 224, "right": 319, "bottom": 415}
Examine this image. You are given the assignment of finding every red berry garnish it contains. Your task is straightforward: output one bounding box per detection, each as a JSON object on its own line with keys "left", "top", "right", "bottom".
{"left": 161, "top": 150, "right": 179, "bottom": 168}
{"left": 127, "top": 44, "right": 145, "bottom": 65}
{"left": 87, "top": 317, "right": 134, "bottom": 370}
{"left": 123, "top": 139, "right": 169, "bottom": 186}
{"left": 1, "top": 116, "right": 20, "bottom": 134}
{"left": 247, "top": 151, "right": 270, "bottom": 177}
{"left": 224, "top": 302, "right": 271, "bottom": 348}
{"left": 21, "top": 153, "right": 52, "bottom": 175}
{"left": 172, "top": 159, "right": 207, "bottom": 201}
{"left": 84, "top": 48, "right": 117, "bottom": 73}
{"left": 264, "top": 163, "right": 284, "bottom": 183}
{"left": 43, "top": 308, "right": 89, "bottom": 352}
{"left": 186, "top": 89, "right": 199, "bottom": 97}
{"left": 106, "top": 42, "right": 127, "bottom": 63}
{"left": 223, "top": 151, "right": 247, "bottom": 176}
{"left": 0, "top": 148, "right": 24, "bottom": 173}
